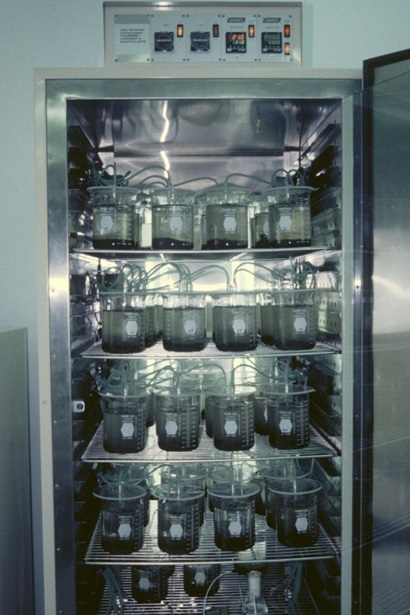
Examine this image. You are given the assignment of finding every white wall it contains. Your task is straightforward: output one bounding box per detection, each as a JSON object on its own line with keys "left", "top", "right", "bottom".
{"left": 0, "top": 1, "right": 408, "bottom": 613}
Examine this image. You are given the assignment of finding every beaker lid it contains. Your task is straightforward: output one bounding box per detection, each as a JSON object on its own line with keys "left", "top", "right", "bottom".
{"left": 93, "top": 483, "right": 147, "bottom": 501}
{"left": 207, "top": 481, "right": 260, "bottom": 499}
{"left": 153, "top": 484, "right": 204, "bottom": 501}
{"left": 267, "top": 478, "right": 322, "bottom": 496}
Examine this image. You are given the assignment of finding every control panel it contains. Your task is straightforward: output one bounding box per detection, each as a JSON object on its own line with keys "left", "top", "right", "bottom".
{"left": 104, "top": 3, "right": 302, "bottom": 66}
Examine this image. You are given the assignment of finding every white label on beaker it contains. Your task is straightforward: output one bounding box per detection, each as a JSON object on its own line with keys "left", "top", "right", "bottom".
{"left": 279, "top": 214, "right": 292, "bottom": 230}
{"left": 279, "top": 418, "right": 293, "bottom": 434}
{"left": 224, "top": 419, "right": 238, "bottom": 435}
{"left": 118, "top": 521, "right": 132, "bottom": 539}
{"left": 232, "top": 317, "right": 246, "bottom": 335}
{"left": 169, "top": 216, "right": 183, "bottom": 232}
{"left": 223, "top": 215, "right": 237, "bottom": 233}
{"left": 165, "top": 419, "right": 179, "bottom": 435}
{"left": 184, "top": 319, "right": 197, "bottom": 335}
{"left": 228, "top": 519, "right": 242, "bottom": 536}
{"left": 121, "top": 421, "right": 135, "bottom": 438}
{"left": 125, "top": 319, "right": 139, "bottom": 337}
{"left": 139, "top": 577, "right": 151, "bottom": 590}
{"left": 294, "top": 315, "right": 307, "bottom": 332}
{"left": 295, "top": 511, "right": 309, "bottom": 533}
{"left": 170, "top": 523, "right": 184, "bottom": 538}
{"left": 195, "top": 571, "right": 206, "bottom": 585}
{"left": 101, "top": 214, "right": 114, "bottom": 231}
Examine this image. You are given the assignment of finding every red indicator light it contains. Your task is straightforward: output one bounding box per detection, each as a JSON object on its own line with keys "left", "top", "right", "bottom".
{"left": 284, "top": 42, "right": 291, "bottom": 55}
{"left": 248, "top": 24, "right": 255, "bottom": 38}
{"left": 284, "top": 24, "right": 291, "bottom": 38}
{"left": 213, "top": 24, "right": 220, "bottom": 37}
{"left": 177, "top": 24, "right": 184, "bottom": 38}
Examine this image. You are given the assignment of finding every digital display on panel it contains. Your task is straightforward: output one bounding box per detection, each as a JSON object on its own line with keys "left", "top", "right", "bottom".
{"left": 226, "top": 32, "right": 247, "bottom": 53}
{"left": 261, "top": 31, "right": 282, "bottom": 54}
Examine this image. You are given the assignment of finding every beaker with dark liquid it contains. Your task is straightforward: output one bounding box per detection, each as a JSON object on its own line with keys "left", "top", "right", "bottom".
{"left": 99, "top": 386, "right": 147, "bottom": 454}
{"left": 154, "top": 484, "right": 204, "bottom": 554}
{"left": 266, "top": 384, "right": 313, "bottom": 449}
{"left": 151, "top": 188, "right": 194, "bottom": 250}
{"left": 183, "top": 564, "right": 221, "bottom": 597}
{"left": 100, "top": 292, "right": 145, "bottom": 353}
{"left": 209, "top": 386, "right": 255, "bottom": 451}
{"left": 88, "top": 186, "right": 138, "bottom": 250}
{"left": 268, "top": 478, "right": 322, "bottom": 547}
{"left": 199, "top": 187, "right": 250, "bottom": 249}
{"left": 154, "top": 386, "right": 201, "bottom": 451}
{"left": 208, "top": 482, "right": 259, "bottom": 551}
{"left": 213, "top": 293, "right": 258, "bottom": 352}
{"left": 158, "top": 464, "right": 207, "bottom": 525}
{"left": 267, "top": 185, "right": 314, "bottom": 248}
{"left": 257, "top": 460, "right": 309, "bottom": 523}
{"left": 131, "top": 565, "right": 170, "bottom": 603}
{"left": 270, "top": 290, "right": 317, "bottom": 350}
{"left": 258, "top": 292, "right": 277, "bottom": 347}
{"left": 162, "top": 294, "right": 207, "bottom": 351}
{"left": 93, "top": 484, "right": 146, "bottom": 554}
{"left": 207, "top": 461, "right": 254, "bottom": 512}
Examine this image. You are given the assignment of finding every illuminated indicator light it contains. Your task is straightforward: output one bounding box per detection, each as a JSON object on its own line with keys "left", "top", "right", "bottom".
{"left": 177, "top": 24, "right": 184, "bottom": 37}
{"left": 213, "top": 24, "right": 220, "bottom": 37}
{"left": 284, "top": 24, "right": 291, "bottom": 38}
{"left": 285, "top": 42, "right": 291, "bottom": 55}
{"left": 248, "top": 24, "right": 255, "bottom": 38}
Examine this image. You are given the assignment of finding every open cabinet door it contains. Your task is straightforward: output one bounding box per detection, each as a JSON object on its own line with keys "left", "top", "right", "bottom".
{"left": 361, "top": 49, "right": 410, "bottom": 615}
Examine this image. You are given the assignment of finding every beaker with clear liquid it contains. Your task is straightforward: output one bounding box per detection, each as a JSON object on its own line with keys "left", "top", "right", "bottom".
{"left": 88, "top": 186, "right": 138, "bottom": 250}
{"left": 162, "top": 293, "right": 207, "bottom": 351}
{"left": 151, "top": 188, "right": 194, "bottom": 250}
{"left": 100, "top": 292, "right": 145, "bottom": 354}
{"left": 266, "top": 185, "right": 314, "bottom": 248}
{"left": 199, "top": 186, "right": 251, "bottom": 249}
{"left": 270, "top": 289, "right": 317, "bottom": 350}
{"left": 213, "top": 293, "right": 258, "bottom": 352}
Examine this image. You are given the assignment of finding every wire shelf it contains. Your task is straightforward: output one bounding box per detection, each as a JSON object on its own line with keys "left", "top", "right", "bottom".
{"left": 82, "top": 422, "right": 337, "bottom": 465}
{"left": 85, "top": 503, "right": 337, "bottom": 567}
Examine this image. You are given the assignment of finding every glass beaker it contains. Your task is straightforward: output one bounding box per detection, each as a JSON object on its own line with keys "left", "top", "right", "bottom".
{"left": 154, "top": 386, "right": 201, "bottom": 451}
{"left": 99, "top": 464, "right": 151, "bottom": 527}
{"left": 208, "top": 482, "right": 259, "bottom": 551}
{"left": 258, "top": 292, "right": 277, "bottom": 347}
{"left": 154, "top": 484, "right": 204, "bottom": 554}
{"left": 201, "top": 187, "right": 250, "bottom": 249}
{"left": 213, "top": 293, "right": 258, "bottom": 352}
{"left": 151, "top": 188, "right": 194, "bottom": 250}
{"left": 131, "top": 565, "right": 170, "bottom": 603}
{"left": 99, "top": 386, "right": 147, "bottom": 454}
{"left": 252, "top": 196, "right": 271, "bottom": 248}
{"left": 207, "top": 461, "right": 254, "bottom": 512}
{"left": 88, "top": 186, "right": 138, "bottom": 250}
{"left": 266, "top": 185, "right": 315, "bottom": 248}
{"left": 100, "top": 292, "right": 145, "bottom": 354}
{"left": 209, "top": 386, "right": 255, "bottom": 451}
{"left": 183, "top": 564, "right": 221, "bottom": 597}
{"left": 270, "top": 289, "right": 317, "bottom": 350}
{"left": 93, "top": 483, "right": 146, "bottom": 554}
{"left": 266, "top": 384, "right": 313, "bottom": 449}
{"left": 255, "top": 459, "right": 309, "bottom": 522}
{"left": 268, "top": 478, "right": 322, "bottom": 547}
{"left": 158, "top": 464, "right": 207, "bottom": 525}
{"left": 143, "top": 294, "right": 158, "bottom": 348}
{"left": 162, "top": 294, "right": 207, "bottom": 351}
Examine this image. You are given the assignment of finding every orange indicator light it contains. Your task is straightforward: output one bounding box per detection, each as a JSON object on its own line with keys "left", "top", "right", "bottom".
{"left": 177, "top": 24, "right": 184, "bottom": 37}
{"left": 284, "top": 24, "right": 291, "bottom": 38}
{"left": 248, "top": 24, "right": 255, "bottom": 38}
{"left": 284, "top": 42, "right": 291, "bottom": 55}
